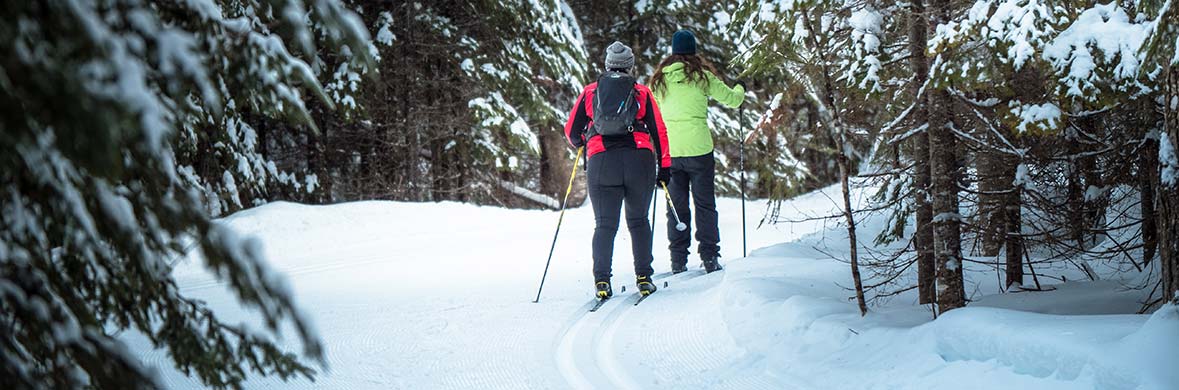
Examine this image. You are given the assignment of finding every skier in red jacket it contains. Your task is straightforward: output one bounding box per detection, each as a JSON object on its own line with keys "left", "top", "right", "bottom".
{"left": 565, "top": 41, "right": 672, "bottom": 299}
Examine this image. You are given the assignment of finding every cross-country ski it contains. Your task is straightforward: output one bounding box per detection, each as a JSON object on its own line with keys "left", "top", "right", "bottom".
{"left": 589, "top": 298, "right": 610, "bottom": 313}
{"left": 634, "top": 292, "right": 654, "bottom": 306}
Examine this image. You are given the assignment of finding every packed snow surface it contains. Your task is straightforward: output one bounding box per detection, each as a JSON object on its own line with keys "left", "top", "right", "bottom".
{"left": 127, "top": 185, "right": 1176, "bottom": 389}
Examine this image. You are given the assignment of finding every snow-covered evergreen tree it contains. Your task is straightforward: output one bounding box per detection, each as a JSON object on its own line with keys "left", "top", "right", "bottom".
{"left": 735, "top": 0, "right": 908, "bottom": 314}
{"left": 313, "top": 0, "right": 588, "bottom": 208}
{"left": 457, "top": 0, "right": 589, "bottom": 205}
{"left": 927, "top": 0, "right": 1065, "bottom": 294}
{"left": 0, "top": 0, "right": 373, "bottom": 388}
{"left": 916, "top": 0, "right": 1171, "bottom": 306}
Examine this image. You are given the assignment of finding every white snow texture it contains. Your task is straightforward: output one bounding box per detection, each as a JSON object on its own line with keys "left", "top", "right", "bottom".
{"left": 126, "top": 186, "right": 1176, "bottom": 389}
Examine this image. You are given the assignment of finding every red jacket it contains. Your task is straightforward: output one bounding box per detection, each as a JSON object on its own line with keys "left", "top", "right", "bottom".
{"left": 564, "top": 81, "right": 672, "bottom": 168}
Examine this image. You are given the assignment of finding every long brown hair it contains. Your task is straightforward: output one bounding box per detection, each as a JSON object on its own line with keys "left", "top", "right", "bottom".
{"left": 648, "top": 54, "right": 722, "bottom": 95}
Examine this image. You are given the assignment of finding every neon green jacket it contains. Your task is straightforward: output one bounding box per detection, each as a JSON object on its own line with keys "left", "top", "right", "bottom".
{"left": 651, "top": 62, "right": 745, "bottom": 157}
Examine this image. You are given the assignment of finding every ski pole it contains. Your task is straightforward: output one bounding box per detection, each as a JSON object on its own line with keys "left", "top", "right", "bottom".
{"left": 533, "top": 147, "right": 584, "bottom": 303}
{"left": 650, "top": 183, "right": 658, "bottom": 255}
{"left": 650, "top": 162, "right": 660, "bottom": 233}
{"left": 661, "top": 182, "right": 687, "bottom": 231}
{"left": 650, "top": 185, "right": 658, "bottom": 233}
{"left": 740, "top": 105, "right": 747, "bottom": 257}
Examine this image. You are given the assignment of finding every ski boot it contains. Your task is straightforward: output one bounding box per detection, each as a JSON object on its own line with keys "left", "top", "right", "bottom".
{"left": 702, "top": 255, "right": 723, "bottom": 273}
{"left": 671, "top": 261, "right": 688, "bottom": 274}
{"left": 595, "top": 281, "right": 613, "bottom": 299}
{"left": 636, "top": 275, "right": 657, "bottom": 296}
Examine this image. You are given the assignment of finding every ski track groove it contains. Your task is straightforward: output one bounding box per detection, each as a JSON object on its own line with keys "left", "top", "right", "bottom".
{"left": 595, "top": 293, "right": 643, "bottom": 389}
{"left": 556, "top": 294, "right": 637, "bottom": 390}
{"left": 555, "top": 270, "right": 705, "bottom": 389}
{"left": 554, "top": 301, "right": 601, "bottom": 389}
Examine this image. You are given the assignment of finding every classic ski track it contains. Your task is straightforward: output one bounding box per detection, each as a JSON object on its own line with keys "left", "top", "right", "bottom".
{"left": 556, "top": 295, "right": 637, "bottom": 389}
{"left": 555, "top": 270, "right": 703, "bottom": 389}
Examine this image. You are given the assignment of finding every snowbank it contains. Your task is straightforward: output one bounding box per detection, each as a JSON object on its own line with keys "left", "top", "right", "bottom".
{"left": 712, "top": 255, "right": 1174, "bottom": 390}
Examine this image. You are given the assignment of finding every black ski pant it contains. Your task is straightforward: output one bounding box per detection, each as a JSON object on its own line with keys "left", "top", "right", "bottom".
{"left": 666, "top": 152, "right": 720, "bottom": 265}
{"left": 587, "top": 147, "right": 657, "bottom": 283}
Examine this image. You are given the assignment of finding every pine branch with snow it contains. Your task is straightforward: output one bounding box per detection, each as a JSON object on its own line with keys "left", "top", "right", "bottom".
{"left": 0, "top": 0, "right": 374, "bottom": 388}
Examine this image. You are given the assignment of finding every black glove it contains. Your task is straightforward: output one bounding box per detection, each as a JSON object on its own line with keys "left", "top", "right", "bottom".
{"left": 657, "top": 167, "right": 671, "bottom": 187}
{"left": 570, "top": 133, "right": 585, "bottom": 149}
{"left": 735, "top": 80, "right": 748, "bottom": 90}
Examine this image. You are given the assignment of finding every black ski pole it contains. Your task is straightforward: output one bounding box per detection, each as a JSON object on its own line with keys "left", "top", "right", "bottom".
{"left": 740, "top": 105, "right": 747, "bottom": 258}
{"left": 651, "top": 161, "right": 660, "bottom": 253}
{"left": 651, "top": 180, "right": 658, "bottom": 233}
{"left": 533, "top": 147, "right": 584, "bottom": 303}
{"left": 650, "top": 182, "right": 657, "bottom": 254}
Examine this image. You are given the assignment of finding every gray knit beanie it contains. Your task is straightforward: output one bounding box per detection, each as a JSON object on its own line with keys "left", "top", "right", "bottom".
{"left": 604, "top": 41, "right": 634, "bottom": 70}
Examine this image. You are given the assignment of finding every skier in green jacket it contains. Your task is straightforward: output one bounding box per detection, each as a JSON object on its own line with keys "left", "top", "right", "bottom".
{"left": 649, "top": 29, "right": 745, "bottom": 274}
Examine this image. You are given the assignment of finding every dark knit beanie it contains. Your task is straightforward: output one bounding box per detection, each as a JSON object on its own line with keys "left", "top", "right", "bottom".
{"left": 672, "top": 30, "right": 697, "bottom": 55}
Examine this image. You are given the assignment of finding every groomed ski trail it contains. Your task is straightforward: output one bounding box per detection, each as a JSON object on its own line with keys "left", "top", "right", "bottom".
{"left": 555, "top": 271, "right": 693, "bottom": 389}
{"left": 556, "top": 294, "right": 642, "bottom": 390}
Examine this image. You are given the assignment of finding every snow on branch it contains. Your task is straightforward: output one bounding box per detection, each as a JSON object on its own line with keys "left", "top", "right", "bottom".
{"left": 495, "top": 179, "right": 561, "bottom": 209}
{"left": 1043, "top": 3, "right": 1152, "bottom": 98}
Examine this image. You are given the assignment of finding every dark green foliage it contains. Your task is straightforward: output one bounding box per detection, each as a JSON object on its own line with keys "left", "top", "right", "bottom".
{"left": 0, "top": 0, "right": 372, "bottom": 388}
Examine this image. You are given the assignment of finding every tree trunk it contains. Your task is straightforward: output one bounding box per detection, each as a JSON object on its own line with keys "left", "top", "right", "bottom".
{"left": 928, "top": 0, "right": 965, "bottom": 313}
{"left": 539, "top": 128, "right": 561, "bottom": 202}
{"left": 802, "top": 9, "right": 867, "bottom": 316}
{"left": 1081, "top": 157, "right": 1105, "bottom": 250}
{"left": 915, "top": 133, "right": 937, "bottom": 305}
{"left": 928, "top": 88, "right": 965, "bottom": 313}
{"left": 540, "top": 121, "right": 586, "bottom": 208}
{"left": 999, "top": 64, "right": 1050, "bottom": 290}
{"left": 457, "top": 137, "right": 470, "bottom": 203}
{"left": 977, "top": 139, "right": 1006, "bottom": 257}
{"left": 839, "top": 152, "right": 869, "bottom": 316}
{"left": 1065, "top": 132, "right": 1087, "bottom": 250}
{"left": 1004, "top": 152, "right": 1023, "bottom": 289}
{"left": 908, "top": 0, "right": 936, "bottom": 305}
{"left": 1161, "top": 66, "right": 1179, "bottom": 304}
{"left": 1141, "top": 135, "right": 1158, "bottom": 265}
{"left": 1073, "top": 115, "right": 1106, "bottom": 250}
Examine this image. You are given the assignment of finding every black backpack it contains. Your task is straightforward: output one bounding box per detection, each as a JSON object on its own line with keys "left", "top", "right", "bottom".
{"left": 590, "top": 71, "right": 640, "bottom": 137}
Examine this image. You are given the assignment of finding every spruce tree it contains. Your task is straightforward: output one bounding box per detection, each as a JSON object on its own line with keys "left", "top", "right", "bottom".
{"left": 736, "top": 0, "right": 899, "bottom": 315}
{"left": 320, "top": 0, "right": 588, "bottom": 208}
{"left": 0, "top": 0, "right": 374, "bottom": 388}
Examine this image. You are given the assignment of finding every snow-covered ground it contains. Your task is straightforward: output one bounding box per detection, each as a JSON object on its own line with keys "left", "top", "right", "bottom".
{"left": 126, "top": 186, "right": 1177, "bottom": 389}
